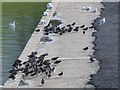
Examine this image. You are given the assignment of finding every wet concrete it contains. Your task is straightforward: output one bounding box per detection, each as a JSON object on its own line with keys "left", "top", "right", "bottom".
{"left": 90, "top": 2, "right": 118, "bottom": 88}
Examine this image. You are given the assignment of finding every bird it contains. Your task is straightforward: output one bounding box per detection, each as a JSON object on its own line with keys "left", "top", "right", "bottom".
{"left": 89, "top": 26, "right": 94, "bottom": 29}
{"left": 41, "top": 53, "right": 48, "bottom": 57}
{"left": 22, "top": 61, "right": 27, "bottom": 65}
{"left": 9, "top": 21, "right": 15, "bottom": 27}
{"left": 30, "top": 72, "right": 37, "bottom": 76}
{"left": 58, "top": 72, "right": 63, "bottom": 76}
{"left": 80, "top": 25, "right": 85, "bottom": 28}
{"left": 83, "top": 47, "right": 88, "bottom": 50}
{"left": 66, "top": 24, "right": 71, "bottom": 27}
{"left": 72, "top": 22, "right": 75, "bottom": 26}
{"left": 90, "top": 7, "right": 97, "bottom": 13}
{"left": 35, "top": 29, "right": 40, "bottom": 32}
{"left": 54, "top": 60, "right": 61, "bottom": 64}
{"left": 44, "top": 23, "right": 51, "bottom": 29}
{"left": 82, "top": 6, "right": 91, "bottom": 12}
{"left": 82, "top": 7, "right": 86, "bottom": 10}
{"left": 86, "top": 6, "right": 91, "bottom": 11}
{"left": 76, "top": 26, "right": 79, "bottom": 29}
{"left": 43, "top": 11, "right": 49, "bottom": 16}
{"left": 90, "top": 57, "right": 94, "bottom": 63}
{"left": 15, "top": 59, "right": 22, "bottom": 63}
{"left": 73, "top": 28, "right": 79, "bottom": 32}
{"left": 67, "top": 29, "right": 72, "bottom": 32}
{"left": 43, "top": 32, "right": 49, "bottom": 35}
{"left": 48, "top": 74, "right": 51, "bottom": 77}
{"left": 83, "top": 27, "right": 88, "bottom": 30}
{"left": 99, "top": 17, "right": 105, "bottom": 25}
{"left": 51, "top": 67, "right": 55, "bottom": 72}
{"left": 51, "top": 57, "right": 59, "bottom": 60}
{"left": 9, "top": 21, "right": 15, "bottom": 29}
{"left": 47, "top": 3, "right": 53, "bottom": 9}
{"left": 59, "top": 32, "right": 63, "bottom": 35}
{"left": 41, "top": 79, "right": 45, "bottom": 85}
{"left": 83, "top": 31, "right": 86, "bottom": 34}
{"left": 8, "top": 74, "right": 16, "bottom": 80}
{"left": 39, "top": 19, "right": 46, "bottom": 25}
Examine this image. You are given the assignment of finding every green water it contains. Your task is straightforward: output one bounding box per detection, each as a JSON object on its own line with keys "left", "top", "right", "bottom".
{"left": 2, "top": 2, "right": 47, "bottom": 85}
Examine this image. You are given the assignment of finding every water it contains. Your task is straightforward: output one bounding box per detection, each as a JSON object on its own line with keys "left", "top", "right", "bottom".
{"left": 91, "top": 2, "right": 118, "bottom": 88}
{"left": 1, "top": 2, "right": 48, "bottom": 85}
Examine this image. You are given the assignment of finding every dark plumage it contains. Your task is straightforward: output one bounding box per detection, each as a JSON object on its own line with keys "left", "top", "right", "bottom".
{"left": 51, "top": 57, "right": 59, "bottom": 60}
{"left": 83, "top": 47, "right": 88, "bottom": 50}
{"left": 53, "top": 30, "right": 59, "bottom": 34}
{"left": 28, "top": 52, "right": 37, "bottom": 58}
{"left": 80, "top": 25, "right": 85, "bottom": 28}
{"left": 28, "top": 55, "right": 34, "bottom": 58}
{"left": 15, "top": 59, "right": 22, "bottom": 63}
{"left": 73, "top": 28, "right": 79, "bottom": 32}
{"left": 12, "top": 63, "right": 17, "bottom": 67}
{"left": 67, "top": 29, "right": 72, "bottom": 32}
{"left": 9, "top": 70, "right": 17, "bottom": 75}
{"left": 66, "top": 24, "right": 71, "bottom": 27}
{"left": 40, "top": 67, "right": 46, "bottom": 72}
{"left": 48, "top": 74, "right": 51, "bottom": 77}
{"left": 43, "top": 60, "right": 50, "bottom": 65}
{"left": 43, "top": 32, "right": 49, "bottom": 35}
{"left": 40, "top": 53, "right": 48, "bottom": 58}
{"left": 30, "top": 72, "right": 37, "bottom": 76}
{"left": 89, "top": 26, "right": 94, "bottom": 29}
{"left": 58, "top": 72, "right": 63, "bottom": 76}
{"left": 54, "top": 60, "right": 61, "bottom": 64}
{"left": 83, "top": 27, "right": 88, "bottom": 30}
{"left": 51, "top": 67, "right": 55, "bottom": 72}
{"left": 59, "top": 32, "right": 63, "bottom": 35}
{"left": 83, "top": 31, "right": 86, "bottom": 34}
{"left": 76, "top": 26, "right": 79, "bottom": 29}
{"left": 44, "top": 28, "right": 50, "bottom": 32}
{"left": 29, "top": 70, "right": 34, "bottom": 74}
{"left": 22, "top": 61, "right": 27, "bottom": 65}
{"left": 44, "top": 23, "right": 50, "bottom": 28}
{"left": 41, "top": 79, "right": 45, "bottom": 85}
{"left": 35, "top": 29, "right": 40, "bottom": 32}
{"left": 72, "top": 22, "right": 75, "bottom": 26}
{"left": 90, "top": 57, "right": 94, "bottom": 63}
{"left": 61, "top": 27, "right": 65, "bottom": 30}
{"left": 33, "top": 51, "right": 37, "bottom": 55}
{"left": 8, "top": 74, "right": 15, "bottom": 80}
{"left": 62, "top": 30, "right": 66, "bottom": 33}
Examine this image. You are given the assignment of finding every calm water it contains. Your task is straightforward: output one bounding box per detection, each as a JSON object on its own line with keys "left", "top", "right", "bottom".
{"left": 1, "top": 2, "right": 47, "bottom": 85}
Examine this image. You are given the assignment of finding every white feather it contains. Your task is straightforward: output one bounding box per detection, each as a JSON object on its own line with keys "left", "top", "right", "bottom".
{"left": 43, "top": 11, "right": 49, "bottom": 16}
{"left": 90, "top": 7, "right": 97, "bottom": 13}
{"left": 9, "top": 21, "right": 15, "bottom": 27}
{"left": 39, "top": 20, "right": 46, "bottom": 25}
{"left": 99, "top": 17, "right": 105, "bottom": 25}
{"left": 47, "top": 3, "right": 53, "bottom": 9}
{"left": 82, "top": 6, "right": 91, "bottom": 12}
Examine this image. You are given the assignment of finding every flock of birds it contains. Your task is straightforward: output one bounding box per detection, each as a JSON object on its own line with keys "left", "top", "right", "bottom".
{"left": 8, "top": 52, "right": 63, "bottom": 86}
{"left": 36, "top": 20, "right": 96, "bottom": 35}
{"left": 8, "top": 21, "right": 96, "bottom": 86}
{"left": 7, "top": 2, "right": 106, "bottom": 87}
